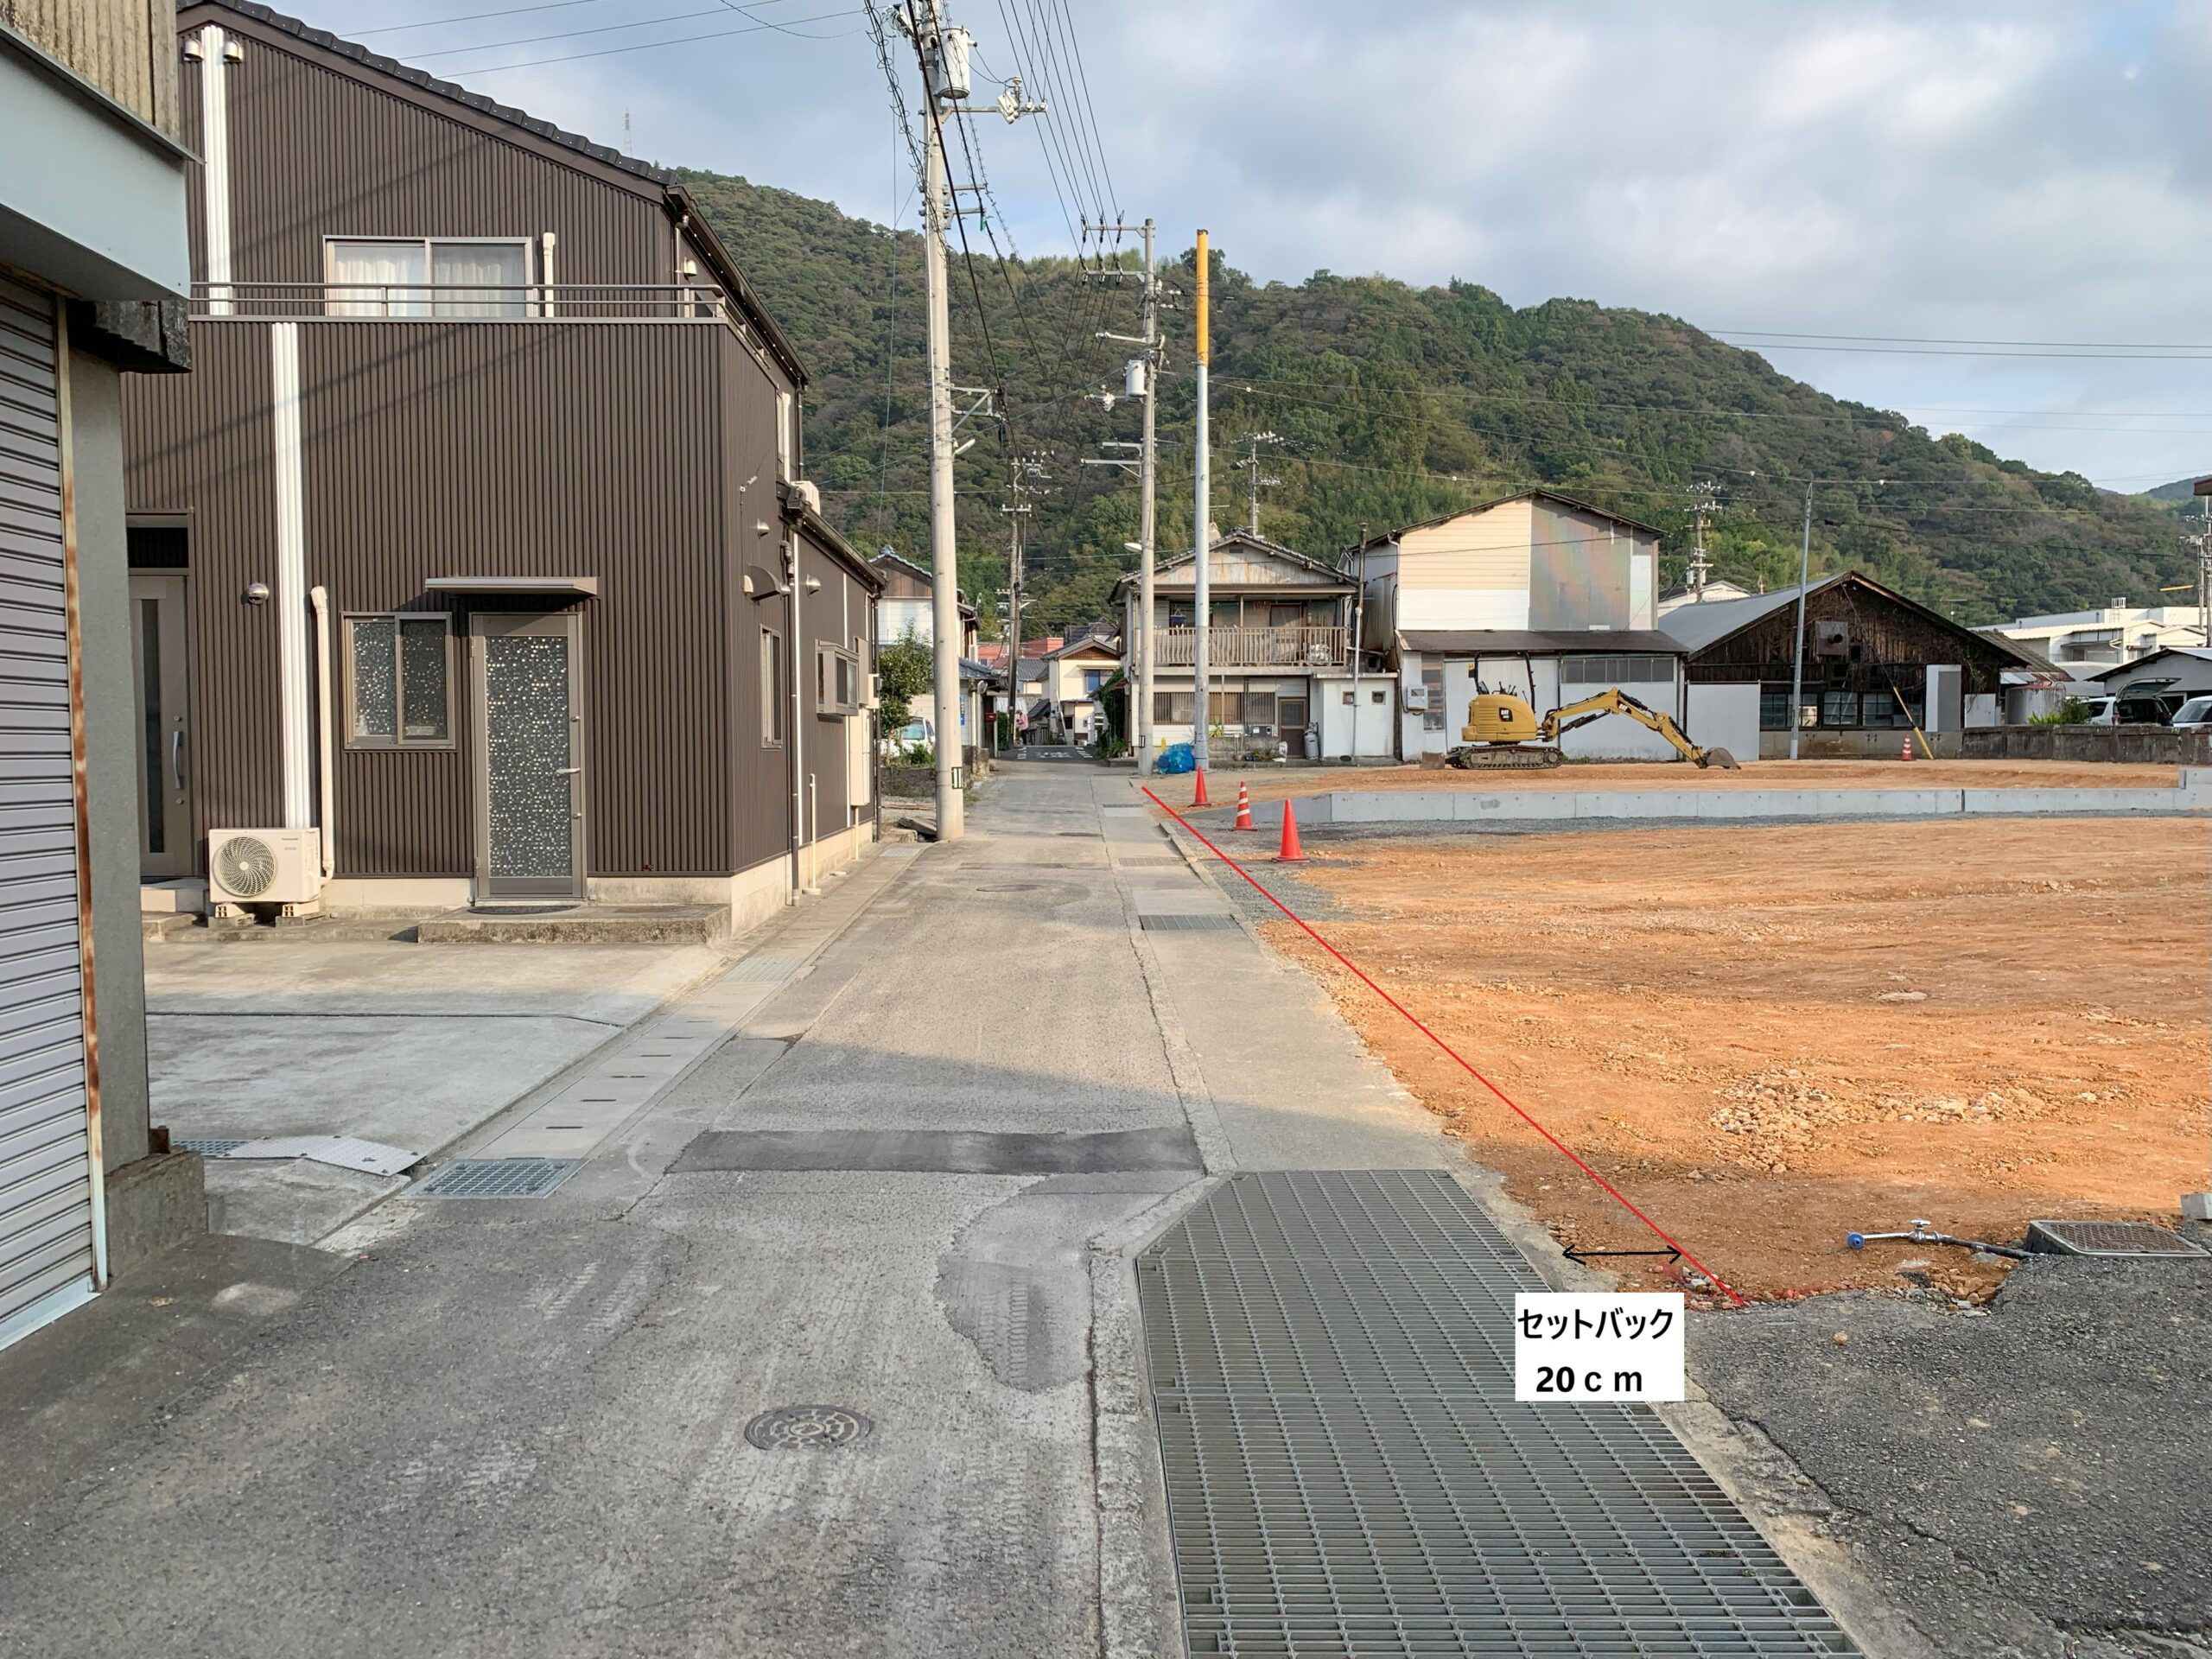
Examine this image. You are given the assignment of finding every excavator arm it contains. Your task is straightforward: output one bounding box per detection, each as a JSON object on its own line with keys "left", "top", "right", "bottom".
{"left": 1536, "top": 689, "right": 1739, "bottom": 769}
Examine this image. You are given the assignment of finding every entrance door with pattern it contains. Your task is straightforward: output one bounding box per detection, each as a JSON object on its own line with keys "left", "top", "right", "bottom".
{"left": 472, "top": 613, "right": 585, "bottom": 899}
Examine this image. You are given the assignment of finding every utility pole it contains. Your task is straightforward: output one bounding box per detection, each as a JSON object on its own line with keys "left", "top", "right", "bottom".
{"left": 1788, "top": 482, "right": 1813, "bottom": 762}
{"left": 1001, "top": 451, "right": 1047, "bottom": 751}
{"left": 874, "top": 0, "right": 1042, "bottom": 838}
{"left": 1192, "top": 228, "right": 1212, "bottom": 791}
{"left": 1686, "top": 480, "right": 1718, "bottom": 602}
{"left": 1083, "top": 219, "right": 1161, "bottom": 770}
{"left": 1233, "top": 431, "right": 1285, "bottom": 536}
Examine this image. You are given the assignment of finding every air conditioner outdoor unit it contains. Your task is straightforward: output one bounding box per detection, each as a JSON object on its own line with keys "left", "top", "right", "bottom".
{"left": 207, "top": 828, "right": 323, "bottom": 912}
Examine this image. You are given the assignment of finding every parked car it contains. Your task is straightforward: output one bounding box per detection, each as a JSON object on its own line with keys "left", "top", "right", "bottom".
{"left": 2170, "top": 694, "right": 2212, "bottom": 732}
{"left": 2085, "top": 679, "right": 2185, "bottom": 725}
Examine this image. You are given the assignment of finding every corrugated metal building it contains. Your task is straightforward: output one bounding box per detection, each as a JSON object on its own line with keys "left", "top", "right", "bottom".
{"left": 122, "top": 0, "right": 879, "bottom": 931}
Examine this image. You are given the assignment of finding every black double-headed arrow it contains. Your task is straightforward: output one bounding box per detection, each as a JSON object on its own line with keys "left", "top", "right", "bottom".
{"left": 1562, "top": 1244, "right": 1681, "bottom": 1265}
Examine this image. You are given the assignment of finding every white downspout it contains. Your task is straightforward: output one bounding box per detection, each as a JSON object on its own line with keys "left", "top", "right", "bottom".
{"left": 270, "top": 322, "right": 312, "bottom": 829}
{"left": 309, "top": 586, "right": 334, "bottom": 880}
{"left": 194, "top": 26, "right": 235, "bottom": 315}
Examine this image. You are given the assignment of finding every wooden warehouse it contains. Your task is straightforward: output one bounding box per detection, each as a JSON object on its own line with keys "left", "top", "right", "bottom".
{"left": 1660, "top": 572, "right": 2033, "bottom": 756}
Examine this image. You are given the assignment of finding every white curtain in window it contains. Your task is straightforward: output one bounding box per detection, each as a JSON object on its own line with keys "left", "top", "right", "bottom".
{"left": 327, "top": 241, "right": 428, "bottom": 317}
{"left": 432, "top": 242, "right": 529, "bottom": 317}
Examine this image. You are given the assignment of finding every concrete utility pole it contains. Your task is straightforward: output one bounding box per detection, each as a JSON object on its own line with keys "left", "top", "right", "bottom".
{"left": 1192, "top": 228, "right": 1212, "bottom": 785}
{"left": 1788, "top": 482, "right": 1813, "bottom": 763}
{"left": 1235, "top": 431, "right": 1284, "bottom": 536}
{"left": 1686, "top": 480, "right": 1718, "bottom": 602}
{"left": 1000, "top": 451, "right": 1046, "bottom": 749}
{"left": 907, "top": 5, "right": 965, "bottom": 839}
{"left": 1081, "top": 218, "right": 1162, "bottom": 769}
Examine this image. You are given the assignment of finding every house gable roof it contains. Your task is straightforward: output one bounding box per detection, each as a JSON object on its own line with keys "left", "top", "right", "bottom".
{"left": 183, "top": 0, "right": 806, "bottom": 384}
{"left": 1114, "top": 531, "right": 1351, "bottom": 597}
{"left": 1657, "top": 570, "right": 2040, "bottom": 667}
{"left": 1347, "top": 488, "right": 1661, "bottom": 556}
{"left": 2088, "top": 646, "right": 2212, "bottom": 683}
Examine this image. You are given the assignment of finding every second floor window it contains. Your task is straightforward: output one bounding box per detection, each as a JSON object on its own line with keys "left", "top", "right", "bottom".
{"left": 327, "top": 238, "right": 533, "bottom": 318}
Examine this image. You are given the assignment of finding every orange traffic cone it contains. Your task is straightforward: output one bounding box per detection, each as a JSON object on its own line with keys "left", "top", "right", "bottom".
{"left": 1278, "top": 797, "right": 1305, "bottom": 861}
{"left": 1192, "top": 767, "right": 1211, "bottom": 808}
{"left": 1900, "top": 736, "right": 1913, "bottom": 761}
{"left": 1233, "top": 781, "right": 1255, "bottom": 832}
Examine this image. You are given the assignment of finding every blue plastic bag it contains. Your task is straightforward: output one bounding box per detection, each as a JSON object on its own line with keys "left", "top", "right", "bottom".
{"left": 1156, "top": 742, "right": 1195, "bottom": 775}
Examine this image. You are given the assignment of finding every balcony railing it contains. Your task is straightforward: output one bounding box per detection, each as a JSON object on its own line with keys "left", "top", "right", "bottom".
{"left": 188, "top": 282, "right": 741, "bottom": 324}
{"left": 1154, "top": 625, "right": 1346, "bottom": 668}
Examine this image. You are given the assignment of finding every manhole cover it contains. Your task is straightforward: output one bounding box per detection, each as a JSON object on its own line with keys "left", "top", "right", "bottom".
{"left": 411, "top": 1158, "right": 582, "bottom": 1199}
{"left": 2026, "top": 1219, "right": 2207, "bottom": 1257}
{"left": 745, "top": 1405, "right": 873, "bottom": 1450}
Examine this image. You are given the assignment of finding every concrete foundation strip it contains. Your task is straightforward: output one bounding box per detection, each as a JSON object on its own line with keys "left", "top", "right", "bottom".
{"left": 1193, "top": 782, "right": 2212, "bottom": 833}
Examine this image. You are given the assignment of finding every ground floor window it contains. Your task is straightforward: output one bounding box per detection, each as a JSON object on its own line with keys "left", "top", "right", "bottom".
{"left": 761, "top": 628, "right": 785, "bottom": 744}
{"left": 345, "top": 613, "right": 451, "bottom": 746}
{"left": 1758, "top": 680, "right": 1925, "bottom": 730}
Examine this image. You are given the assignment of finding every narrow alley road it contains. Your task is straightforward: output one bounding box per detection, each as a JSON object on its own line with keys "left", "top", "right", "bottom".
{"left": 0, "top": 762, "right": 1862, "bottom": 1658}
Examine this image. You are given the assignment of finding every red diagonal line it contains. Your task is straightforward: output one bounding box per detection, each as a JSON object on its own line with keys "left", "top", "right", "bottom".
{"left": 1144, "top": 786, "right": 1747, "bottom": 1307}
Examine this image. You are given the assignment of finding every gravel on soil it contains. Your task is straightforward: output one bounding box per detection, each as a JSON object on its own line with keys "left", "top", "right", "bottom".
{"left": 1692, "top": 1255, "right": 2212, "bottom": 1657}
{"left": 1254, "top": 817, "right": 2209, "bottom": 1304}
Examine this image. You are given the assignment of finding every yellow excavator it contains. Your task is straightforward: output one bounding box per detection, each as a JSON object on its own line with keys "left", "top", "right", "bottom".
{"left": 1447, "top": 686, "right": 1739, "bottom": 771}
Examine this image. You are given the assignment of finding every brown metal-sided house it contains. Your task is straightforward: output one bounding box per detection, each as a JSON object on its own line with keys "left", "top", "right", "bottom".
{"left": 122, "top": 0, "right": 880, "bottom": 933}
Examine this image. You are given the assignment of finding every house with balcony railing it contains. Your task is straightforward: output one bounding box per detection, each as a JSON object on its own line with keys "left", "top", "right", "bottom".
{"left": 1116, "top": 531, "right": 1390, "bottom": 760}
{"left": 120, "top": 0, "right": 880, "bottom": 934}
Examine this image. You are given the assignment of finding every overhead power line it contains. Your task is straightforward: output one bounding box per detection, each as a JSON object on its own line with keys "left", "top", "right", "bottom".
{"left": 442, "top": 5, "right": 859, "bottom": 72}
{"left": 352, "top": 0, "right": 610, "bottom": 37}
{"left": 1713, "top": 328, "right": 2212, "bottom": 351}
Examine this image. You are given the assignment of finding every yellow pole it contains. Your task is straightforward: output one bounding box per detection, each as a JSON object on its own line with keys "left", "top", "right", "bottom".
{"left": 1192, "top": 230, "right": 1211, "bottom": 779}
{"left": 1194, "top": 230, "right": 1209, "bottom": 365}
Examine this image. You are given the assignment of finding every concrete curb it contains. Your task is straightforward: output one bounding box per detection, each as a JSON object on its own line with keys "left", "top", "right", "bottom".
{"left": 1086, "top": 1179, "right": 1216, "bottom": 1659}
{"left": 1188, "top": 783, "right": 2212, "bottom": 834}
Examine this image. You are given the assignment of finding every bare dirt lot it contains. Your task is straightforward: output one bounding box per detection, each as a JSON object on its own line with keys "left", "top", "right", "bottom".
{"left": 1174, "top": 757, "right": 2183, "bottom": 808}
{"left": 1260, "top": 817, "right": 2209, "bottom": 1302}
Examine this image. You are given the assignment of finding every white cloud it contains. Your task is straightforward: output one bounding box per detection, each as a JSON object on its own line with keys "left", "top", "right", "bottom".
{"left": 306, "top": 0, "right": 2209, "bottom": 487}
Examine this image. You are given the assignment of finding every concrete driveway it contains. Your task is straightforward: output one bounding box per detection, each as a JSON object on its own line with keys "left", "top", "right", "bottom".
{"left": 146, "top": 939, "right": 728, "bottom": 1243}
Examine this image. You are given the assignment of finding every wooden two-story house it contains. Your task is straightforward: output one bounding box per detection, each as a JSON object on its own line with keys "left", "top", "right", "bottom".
{"left": 1116, "top": 531, "right": 1387, "bottom": 760}
{"left": 123, "top": 0, "right": 879, "bottom": 931}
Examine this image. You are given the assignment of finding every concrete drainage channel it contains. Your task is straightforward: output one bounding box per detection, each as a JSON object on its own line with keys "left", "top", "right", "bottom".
{"left": 1138, "top": 1170, "right": 1862, "bottom": 1657}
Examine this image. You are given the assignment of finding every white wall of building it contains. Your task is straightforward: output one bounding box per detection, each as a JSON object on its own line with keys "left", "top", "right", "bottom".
{"left": 1686, "top": 683, "right": 1760, "bottom": 763}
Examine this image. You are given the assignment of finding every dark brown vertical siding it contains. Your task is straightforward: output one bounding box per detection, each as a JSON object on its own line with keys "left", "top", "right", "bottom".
{"left": 120, "top": 324, "right": 283, "bottom": 841}
{"left": 799, "top": 539, "right": 849, "bottom": 833}
{"left": 223, "top": 36, "right": 667, "bottom": 289}
{"left": 721, "top": 333, "right": 788, "bottom": 873}
{"left": 295, "top": 321, "right": 732, "bottom": 876}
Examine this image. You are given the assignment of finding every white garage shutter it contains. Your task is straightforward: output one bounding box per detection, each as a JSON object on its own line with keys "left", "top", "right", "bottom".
{"left": 0, "top": 273, "right": 97, "bottom": 1344}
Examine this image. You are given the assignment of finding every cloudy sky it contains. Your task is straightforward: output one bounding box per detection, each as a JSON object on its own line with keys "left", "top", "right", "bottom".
{"left": 309, "top": 0, "right": 2207, "bottom": 490}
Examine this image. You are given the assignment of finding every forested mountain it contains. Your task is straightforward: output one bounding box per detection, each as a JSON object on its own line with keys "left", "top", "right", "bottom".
{"left": 678, "top": 167, "right": 2189, "bottom": 636}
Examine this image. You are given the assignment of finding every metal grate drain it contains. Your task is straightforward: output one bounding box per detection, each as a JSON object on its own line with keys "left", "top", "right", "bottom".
{"left": 411, "top": 1158, "right": 582, "bottom": 1199}
{"left": 1138, "top": 913, "right": 1241, "bottom": 932}
{"left": 725, "top": 953, "right": 805, "bottom": 983}
{"left": 2026, "top": 1219, "right": 2207, "bottom": 1257}
{"left": 1139, "top": 1170, "right": 1860, "bottom": 1657}
{"left": 1117, "top": 856, "right": 1185, "bottom": 868}
{"left": 174, "top": 1138, "right": 247, "bottom": 1157}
